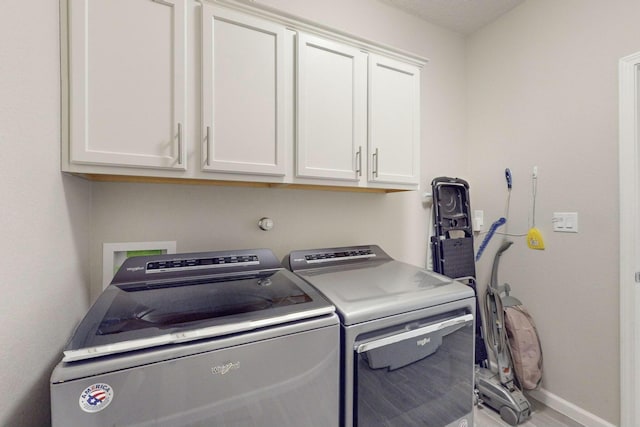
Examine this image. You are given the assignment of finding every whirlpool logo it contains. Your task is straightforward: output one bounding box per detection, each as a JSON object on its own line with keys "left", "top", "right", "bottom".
{"left": 211, "top": 361, "right": 240, "bottom": 376}
{"left": 416, "top": 337, "right": 431, "bottom": 347}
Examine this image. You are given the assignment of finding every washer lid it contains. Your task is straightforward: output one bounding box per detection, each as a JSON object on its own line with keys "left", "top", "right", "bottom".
{"left": 63, "top": 249, "right": 334, "bottom": 362}
{"left": 288, "top": 245, "right": 474, "bottom": 325}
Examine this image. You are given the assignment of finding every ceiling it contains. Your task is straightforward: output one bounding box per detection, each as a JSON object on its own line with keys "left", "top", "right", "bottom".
{"left": 378, "top": 0, "right": 526, "bottom": 35}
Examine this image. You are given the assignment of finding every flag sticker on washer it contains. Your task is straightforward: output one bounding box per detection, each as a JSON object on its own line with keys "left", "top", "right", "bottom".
{"left": 79, "top": 383, "right": 114, "bottom": 413}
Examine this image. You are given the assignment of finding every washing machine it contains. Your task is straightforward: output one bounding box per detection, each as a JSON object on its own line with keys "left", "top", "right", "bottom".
{"left": 51, "top": 248, "right": 340, "bottom": 427}
{"left": 285, "top": 244, "right": 476, "bottom": 427}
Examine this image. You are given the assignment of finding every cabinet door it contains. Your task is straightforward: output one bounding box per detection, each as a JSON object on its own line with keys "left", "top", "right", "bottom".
{"left": 296, "top": 33, "right": 367, "bottom": 181}
{"left": 368, "top": 54, "right": 420, "bottom": 185}
{"left": 202, "top": 5, "right": 285, "bottom": 176}
{"left": 67, "top": 0, "right": 187, "bottom": 170}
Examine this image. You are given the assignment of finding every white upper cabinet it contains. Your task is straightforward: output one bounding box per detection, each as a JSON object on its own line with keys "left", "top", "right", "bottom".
{"left": 296, "top": 33, "right": 367, "bottom": 182}
{"left": 66, "top": 0, "right": 187, "bottom": 170}
{"left": 201, "top": 4, "right": 286, "bottom": 176}
{"left": 368, "top": 54, "right": 420, "bottom": 186}
{"left": 61, "top": 0, "right": 424, "bottom": 190}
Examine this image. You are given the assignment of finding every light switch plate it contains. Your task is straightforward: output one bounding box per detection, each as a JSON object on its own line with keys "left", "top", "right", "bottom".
{"left": 473, "top": 210, "right": 484, "bottom": 232}
{"left": 552, "top": 212, "right": 578, "bottom": 233}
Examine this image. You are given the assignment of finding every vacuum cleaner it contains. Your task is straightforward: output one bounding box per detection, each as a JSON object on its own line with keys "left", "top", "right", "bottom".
{"left": 475, "top": 240, "right": 532, "bottom": 425}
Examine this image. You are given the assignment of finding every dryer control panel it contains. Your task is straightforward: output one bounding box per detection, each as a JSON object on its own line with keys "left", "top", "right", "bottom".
{"left": 286, "top": 245, "right": 392, "bottom": 271}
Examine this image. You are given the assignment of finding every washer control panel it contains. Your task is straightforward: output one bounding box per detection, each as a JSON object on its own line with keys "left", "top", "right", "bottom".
{"left": 111, "top": 248, "right": 281, "bottom": 285}
{"left": 146, "top": 255, "right": 259, "bottom": 273}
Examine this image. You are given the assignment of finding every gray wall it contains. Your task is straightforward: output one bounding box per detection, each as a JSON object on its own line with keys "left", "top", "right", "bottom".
{"left": 0, "top": 1, "right": 465, "bottom": 426}
{"left": 0, "top": 0, "right": 631, "bottom": 425}
{"left": 466, "top": 0, "right": 640, "bottom": 423}
{"left": 0, "top": 1, "right": 91, "bottom": 425}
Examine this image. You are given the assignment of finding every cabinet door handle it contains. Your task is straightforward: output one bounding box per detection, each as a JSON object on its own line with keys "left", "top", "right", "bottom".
{"left": 177, "top": 122, "right": 183, "bottom": 166}
{"left": 205, "top": 126, "right": 211, "bottom": 167}
{"left": 355, "top": 146, "right": 362, "bottom": 177}
{"left": 372, "top": 148, "right": 379, "bottom": 178}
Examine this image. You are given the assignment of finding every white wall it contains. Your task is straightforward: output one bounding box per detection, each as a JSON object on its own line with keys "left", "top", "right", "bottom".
{"left": 88, "top": 0, "right": 468, "bottom": 297}
{"left": 466, "top": 0, "right": 640, "bottom": 424}
{"left": 0, "top": 1, "right": 91, "bottom": 426}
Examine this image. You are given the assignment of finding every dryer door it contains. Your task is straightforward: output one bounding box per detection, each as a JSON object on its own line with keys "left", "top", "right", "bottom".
{"left": 354, "top": 312, "right": 474, "bottom": 427}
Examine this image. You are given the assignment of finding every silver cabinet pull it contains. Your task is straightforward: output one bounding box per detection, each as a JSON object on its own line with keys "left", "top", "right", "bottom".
{"left": 205, "top": 126, "right": 211, "bottom": 167}
{"left": 355, "top": 314, "right": 473, "bottom": 354}
{"left": 177, "top": 122, "right": 183, "bottom": 165}
{"left": 355, "top": 146, "right": 362, "bottom": 177}
{"left": 372, "top": 148, "right": 379, "bottom": 178}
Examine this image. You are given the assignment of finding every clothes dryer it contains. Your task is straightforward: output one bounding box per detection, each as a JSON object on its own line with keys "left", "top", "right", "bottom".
{"left": 286, "top": 245, "right": 475, "bottom": 427}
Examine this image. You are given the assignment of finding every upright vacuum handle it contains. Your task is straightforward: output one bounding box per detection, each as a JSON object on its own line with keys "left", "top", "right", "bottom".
{"left": 490, "top": 240, "right": 513, "bottom": 289}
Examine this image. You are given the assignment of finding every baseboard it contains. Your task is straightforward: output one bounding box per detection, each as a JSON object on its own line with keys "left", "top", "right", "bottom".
{"left": 527, "top": 388, "right": 616, "bottom": 427}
